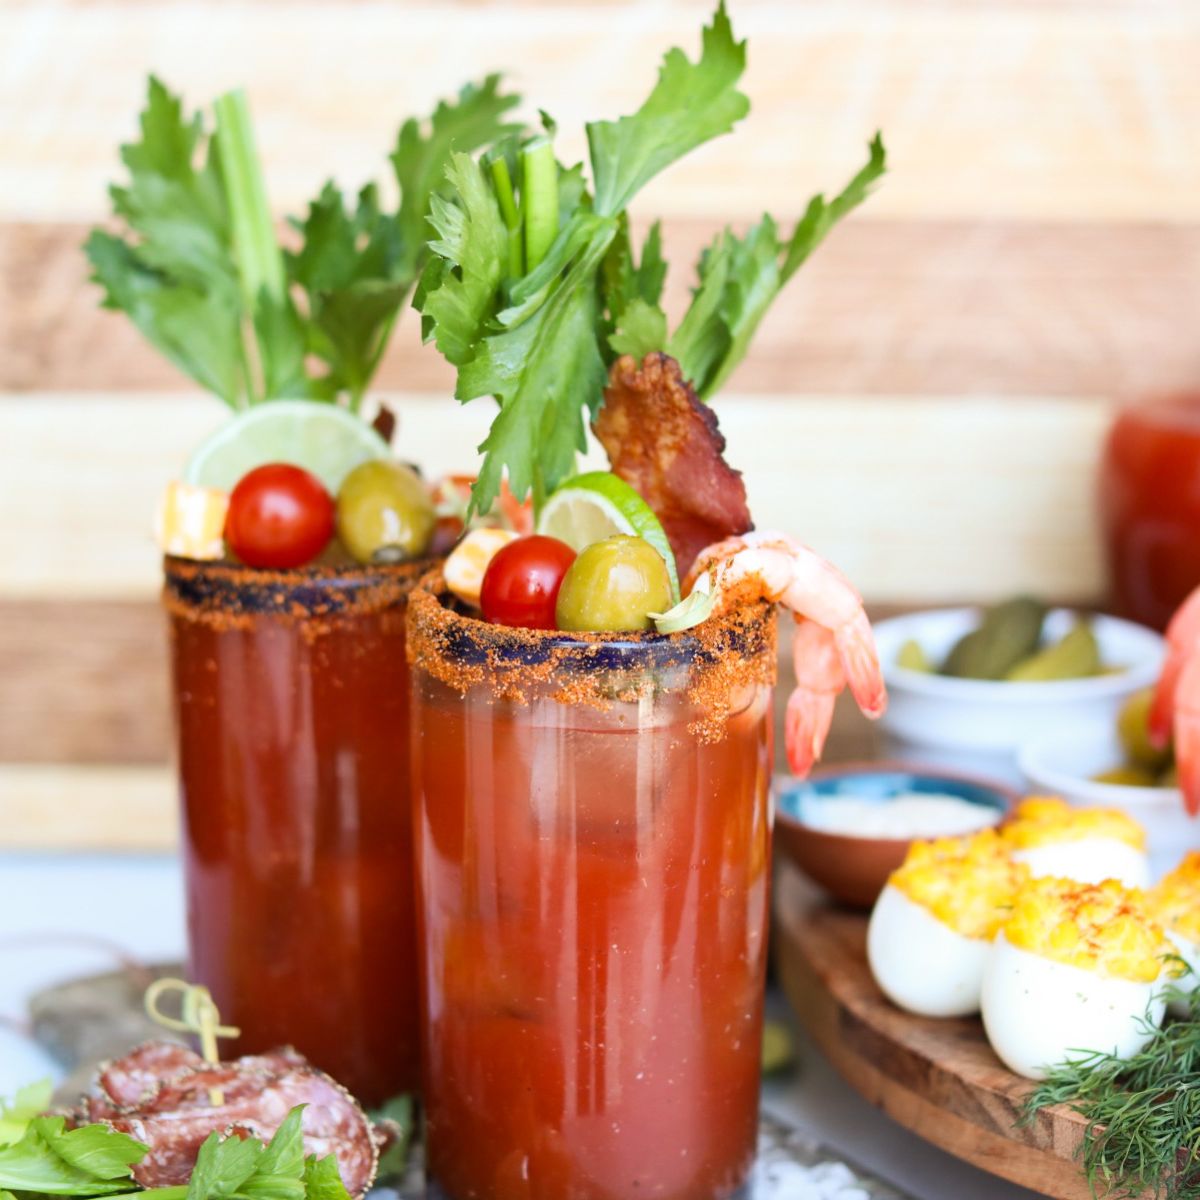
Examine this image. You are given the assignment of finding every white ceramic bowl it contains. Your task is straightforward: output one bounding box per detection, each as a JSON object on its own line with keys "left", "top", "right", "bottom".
{"left": 872, "top": 607, "right": 1165, "bottom": 786}
{"left": 1019, "top": 729, "right": 1198, "bottom": 879}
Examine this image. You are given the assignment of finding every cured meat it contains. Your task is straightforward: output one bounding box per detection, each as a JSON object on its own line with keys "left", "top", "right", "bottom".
{"left": 94, "top": 1042, "right": 204, "bottom": 1112}
{"left": 594, "top": 353, "right": 753, "bottom": 581}
{"left": 83, "top": 1042, "right": 378, "bottom": 1197}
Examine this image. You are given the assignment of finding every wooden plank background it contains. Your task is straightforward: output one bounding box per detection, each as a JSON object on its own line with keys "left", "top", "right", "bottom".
{"left": 2, "top": 0, "right": 1198, "bottom": 849}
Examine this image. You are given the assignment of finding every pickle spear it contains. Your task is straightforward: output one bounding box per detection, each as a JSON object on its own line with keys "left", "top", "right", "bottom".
{"left": 896, "top": 638, "right": 933, "bottom": 673}
{"left": 942, "top": 597, "right": 1046, "bottom": 680}
{"left": 1006, "top": 621, "right": 1100, "bottom": 682}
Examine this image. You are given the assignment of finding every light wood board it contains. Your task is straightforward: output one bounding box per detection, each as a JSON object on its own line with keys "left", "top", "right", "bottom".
{"left": 3, "top": 0, "right": 1197, "bottom": 849}
{"left": 0, "top": 392, "right": 1113, "bottom": 601}
{"left": 7, "top": 220, "right": 1200, "bottom": 399}
{"left": 3, "top": 1, "right": 1199, "bottom": 223}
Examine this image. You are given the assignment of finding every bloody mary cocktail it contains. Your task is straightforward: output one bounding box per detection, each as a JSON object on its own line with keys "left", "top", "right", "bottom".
{"left": 1101, "top": 396, "right": 1200, "bottom": 630}
{"left": 165, "top": 556, "right": 429, "bottom": 1104}
{"left": 408, "top": 574, "right": 777, "bottom": 1200}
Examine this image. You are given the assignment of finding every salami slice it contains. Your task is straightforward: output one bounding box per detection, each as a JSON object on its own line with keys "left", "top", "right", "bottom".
{"left": 84, "top": 1043, "right": 378, "bottom": 1196}
{"left": 91, "top": 1041, "right": 203, "bottom": 1115}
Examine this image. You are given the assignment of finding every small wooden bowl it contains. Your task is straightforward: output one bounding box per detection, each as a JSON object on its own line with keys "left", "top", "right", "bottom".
{"left": 775, "top": 763, "right": 1018, "bottom": 909}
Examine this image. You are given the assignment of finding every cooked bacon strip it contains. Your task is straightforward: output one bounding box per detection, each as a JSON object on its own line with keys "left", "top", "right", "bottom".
{"left": 594, "top": 353, "right": 752, "bottom": 581}
{"left": 84, "top": 1042, "right": 378, "bottom": 1196}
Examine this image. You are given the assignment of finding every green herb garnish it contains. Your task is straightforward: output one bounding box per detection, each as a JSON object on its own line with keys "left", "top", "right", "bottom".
{"left": 1023, "top": 982, "right": 1200, "bottom": 1199}
{"left": 414, "top": 2, "right": 885, "bottom": 517}
{"left": 368, "top": 1094, "right": 414, "bottom": 1183}
{"left": 0, "top": 1104, "right": 351, "bottom": 1200}
{"left": 0, "top": 1080, "right": 52, "bottom": 1147}
{"left": 0, "top": 1116, "right": 146, "bottom": 1196}
{"left": 87, "top": 75, "right": 520, "bottom": 411}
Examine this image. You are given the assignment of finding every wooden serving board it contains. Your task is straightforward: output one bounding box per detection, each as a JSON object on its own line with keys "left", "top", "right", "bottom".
{"left": 773, "top": 861, "right": 1107, "bottom": 1200}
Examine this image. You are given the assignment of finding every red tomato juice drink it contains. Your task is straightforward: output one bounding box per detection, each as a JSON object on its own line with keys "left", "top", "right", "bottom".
{"left": 408, "top": 571, "right": 777, "bottom": 1200}
{"left": 165, "top": 555, "right": 430, "bottom": 1105}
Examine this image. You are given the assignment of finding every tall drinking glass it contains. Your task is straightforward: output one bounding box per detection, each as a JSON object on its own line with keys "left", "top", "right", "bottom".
{"left": 164, "top": 556, "right": 430, "bottom": 1104}
{"left": 408, "top": 570, "right": 777, "bottom": 1200}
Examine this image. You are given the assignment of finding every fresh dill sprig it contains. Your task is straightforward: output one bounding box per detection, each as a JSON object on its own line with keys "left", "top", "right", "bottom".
{"left": 1022, "top": 980, "right": 1200, "bottom": 1200}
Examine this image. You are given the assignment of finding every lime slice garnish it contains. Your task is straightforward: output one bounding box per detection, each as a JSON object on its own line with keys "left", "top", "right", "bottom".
{"left": 649, "top": 581, "right": 716, "bottom": 634}
{"left": 537, "top": 471, "right": 679, "bottom": 601}
{"left": 183, "top": 400, "right": 391, "bottom": 494}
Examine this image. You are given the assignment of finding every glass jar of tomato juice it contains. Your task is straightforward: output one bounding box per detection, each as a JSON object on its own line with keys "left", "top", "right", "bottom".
{"left": 164, "top": 556, "right": 430, "bottom": 1104}
{"left": 408, "top": 571, "right": 777, "bottom": 1200}
{"left": 1101, "top": 393, "right": 1200, "bottom": 630}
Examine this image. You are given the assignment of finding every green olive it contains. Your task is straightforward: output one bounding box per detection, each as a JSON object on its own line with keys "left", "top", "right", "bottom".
{"left": 555, "top": 535, "right": 673, "bottom": 632}
{"left": 1092, "top": 765, "right": 1159, "bottom": 788}
{"left": 1117, "top": 687, "right": 1172, "bottom": 770}
{"left": 336, "top": 460, "right": 435, "bottom": 564}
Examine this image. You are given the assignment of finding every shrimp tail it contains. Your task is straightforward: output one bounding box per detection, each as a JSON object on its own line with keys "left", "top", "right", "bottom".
{"left": 837, "top": 609, "right": 888, "bottom": 719}
{"left": 786, "top": 620, "right": 844, "bottom": 777}
{"left": 689, "top": 530, "right": 890, "bottom": 776}
{"left": 785, "top": 687, "right": 836, "bottom": 778}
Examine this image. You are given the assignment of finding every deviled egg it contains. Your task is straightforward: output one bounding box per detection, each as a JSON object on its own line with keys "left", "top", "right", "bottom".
{"left": 981, "top": 877, "right": 1169, "bottom": 1080}
{"left": 867, "top": 829, "right": 1029, "bottom": 1017}
{"left": 1146, "top": 852, "right": 1200, "bottom": 1015}
{"left": 1001, "top": 796, "right": 1149, "bottom": 888}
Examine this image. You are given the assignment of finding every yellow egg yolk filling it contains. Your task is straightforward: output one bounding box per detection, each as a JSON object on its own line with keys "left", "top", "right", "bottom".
{"left": 1002, "top": 795, "right": 1146, "bottom": 852}
{"left": 890, "top": 829, "right": 1029, "bottom": 940}
{"left": 1148, "top": 852, "right": 1200, "bottom": 946}
{"left": 1003, "top": 876, "right": 1169, "bottom": 983}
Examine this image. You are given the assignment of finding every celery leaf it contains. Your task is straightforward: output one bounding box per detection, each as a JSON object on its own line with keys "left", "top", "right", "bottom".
{"left": 391, "top": 74, "right": 522, "bottom": 280}
{"left": 459, "top": 214, "right": 617, "bottom": 514}
{"left": 586, "top": 2, "right": 748, "bottom": 216}
{"left": 0, "top": 1117, "right": 145, "bottom": 1195}
{"left": 184, "top": 1108, "right": 345, "bottom": 1200}
{"left": 669, "top": 133, "right": 887, "bottom": 397}
{"left": 86, "top": 230, "right": 244, "bottom": 406}
{"left": 0, "top": 1081, "right": 52, "bottom": 1147}
{"left": 414, "top": 154, "right": 507, "bottom": 366}
{"left": 287, "top": 183, "right": 411, "bottom": 403}
{"left": 91, "top": 73, "right": 522, "bottom": 410}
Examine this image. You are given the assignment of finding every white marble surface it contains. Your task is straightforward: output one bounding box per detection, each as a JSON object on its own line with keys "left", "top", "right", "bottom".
{"left": 0, "top": 854, "right": 1040, "bottom": 1200}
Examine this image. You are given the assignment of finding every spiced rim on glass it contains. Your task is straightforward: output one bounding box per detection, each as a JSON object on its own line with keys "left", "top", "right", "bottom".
{"left": 408, "top": 564, "right": 777, "bottom": 714}
{"left": 164, "top": 554, "right": 433, "bottom": 624}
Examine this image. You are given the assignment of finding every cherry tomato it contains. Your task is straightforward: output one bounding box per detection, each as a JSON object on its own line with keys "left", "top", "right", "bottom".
{"left": 480, "top": 535, "right": 576, "bottom": 629}
{"left": 224, "top": 463, "right": 335, "bottom": 568}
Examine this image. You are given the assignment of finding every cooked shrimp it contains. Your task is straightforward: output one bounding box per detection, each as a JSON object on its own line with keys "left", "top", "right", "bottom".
{"left": 1150, "top": 588, "right": 1200, "bottom": 744}
{"left": 1173, "top": 651, "right": 1200, "bottom": 817}
{"left": 1150, "top": 586, "right": 1200, "bottom": 815}
{"left": 686, "top": 531, "right": 887, "bottom": 776}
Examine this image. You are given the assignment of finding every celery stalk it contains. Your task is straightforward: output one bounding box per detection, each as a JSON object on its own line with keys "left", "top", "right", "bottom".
{"left": 214, "top": 89, "right": 285, "bottom": 306}
{"left": 521, "top": 137, "right": 557, "bottom": 272}
{"left": 214, "top": 89, "right": 286, "bottom": 404}
{"left": 489, "top": 155, "right": 523, "bottom": 278}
